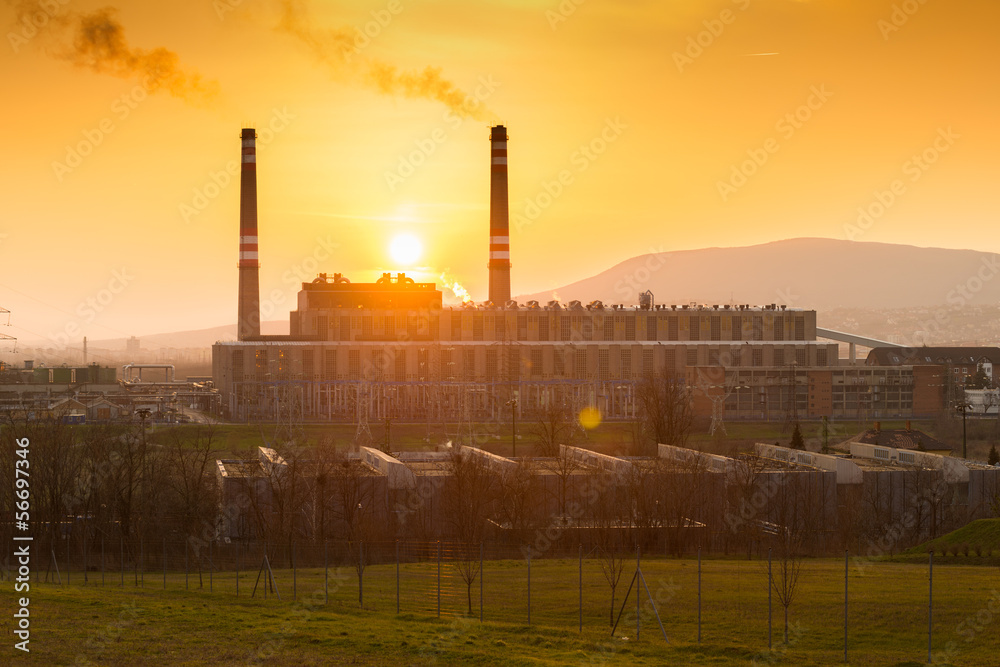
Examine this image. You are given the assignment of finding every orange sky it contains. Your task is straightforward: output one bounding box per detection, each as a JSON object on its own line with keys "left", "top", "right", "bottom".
{"left": 0, "top": 0, "right": 997, "bottom": 352}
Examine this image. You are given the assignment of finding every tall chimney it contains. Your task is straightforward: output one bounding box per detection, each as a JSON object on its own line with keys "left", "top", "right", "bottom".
{"left": 488, "top": 125, "right": 511, "bottom": 305}
{"left": 237, "top": 128, "right": 261, "bottom": 340}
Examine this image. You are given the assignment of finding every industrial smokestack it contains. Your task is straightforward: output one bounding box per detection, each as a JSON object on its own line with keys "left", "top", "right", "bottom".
{"left": 237, "top": 128, "right": 261, "bottom": 340}
{"left": 488, "top": 125, "right": 511, "bottom": 305}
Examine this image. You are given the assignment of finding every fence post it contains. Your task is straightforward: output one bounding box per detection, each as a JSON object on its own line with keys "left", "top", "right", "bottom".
{"left": 185, "top": 540, "right": 188, "bottom": 590}
{"left": 928, "top": 550, "right": 934, "bottom": 664}
{"left": 324, "top": 541, "right": 328, "bottom": 605}
{"left": 163, "top": 538, "right": 167, "bottom": 590}
{"left": 359, "top": 541, "right": 363, "bottom": 609}
{"left": 396, "top": 540, "right": 400, "bottom": 615}
{"left": 209, "top": 540, "right": 213, "bottom": 593}
{"left": 236, "top": 542, "right": 240, "bottom": 598}
{"left": 698, "top": 546, "right": 702, "bottom": 644}
{"left": 480, "top": 542, "right": 485, "bottom": 623}
{"left": 768, "top": 547, "right": 772, "bottom": 651}
{"left": 120, "top": 537, "right": 124, "bottom": 588}
{"left": 527, "top": 546, "right": 531, "bottom": 627}
{"left": 140, "top": 537, "right": 143, "bottom": 588}
{"left": 579, "top": 543, "right": 583, "bottom": 634}
{"left": 66, "top": 535, "right": 70, "bottom": 586}
{"left": 101, "top": 538, "right": 105, "bottom": 586}
{"left": 844, "top": 549, "right": 848, "bottom": 663}
{"left": 83, "top": 530, "right": 87, "bottom": 584}
{"left": 437, "top": 541, "right": 441, "bottom": 618}
{"left": 636, "top": 545, "right": 640, "bottom": 641}
{"left": 292, "top": 541, "right": 297, "bottom": 602}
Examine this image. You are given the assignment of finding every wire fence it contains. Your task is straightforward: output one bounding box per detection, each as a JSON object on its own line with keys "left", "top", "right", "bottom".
{"left": 3, "top": 538, "right": 995, "bottom": 663}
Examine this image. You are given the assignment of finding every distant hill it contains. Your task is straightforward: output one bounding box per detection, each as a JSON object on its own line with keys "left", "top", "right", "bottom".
{"left": 516, "top": 238, "right": 998, "bottom": 311}
{"left": 71, "top": 320, "right": 288, "bottom": 351}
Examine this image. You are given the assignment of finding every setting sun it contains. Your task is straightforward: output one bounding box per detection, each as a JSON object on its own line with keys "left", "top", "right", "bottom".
{"left": 389, "top": 233, "right": 423, "bottom": 266}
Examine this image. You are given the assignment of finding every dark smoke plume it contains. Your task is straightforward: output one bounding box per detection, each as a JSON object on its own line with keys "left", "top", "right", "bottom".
{"left": 278, "top": 0, "right": 492, "bottom": 120}
{"left": 7, "top": 2, "right": 219, "bottom": 104}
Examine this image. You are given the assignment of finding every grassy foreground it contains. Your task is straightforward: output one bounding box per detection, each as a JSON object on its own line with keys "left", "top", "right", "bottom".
{"left": 5, "top": 556, "right": 1000, "bottom": 666}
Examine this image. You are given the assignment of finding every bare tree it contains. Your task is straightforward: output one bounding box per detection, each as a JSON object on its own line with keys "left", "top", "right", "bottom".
{"left": 767, "top": 476, "right": 809, "bottom": 644}
{"left": 592, "top": 472, "right": 628, "bottom": 627}
{"left": 495, "top": 459, "right": 540, "bottom": 537}
{"left": 443, "top": 448, "right": 497, "bottom": 615}
{"left": 528, "top": 400, "right": 579, "bottom": 457}
{"left": 634, "top": 369, "right": 694, "bottom": 456}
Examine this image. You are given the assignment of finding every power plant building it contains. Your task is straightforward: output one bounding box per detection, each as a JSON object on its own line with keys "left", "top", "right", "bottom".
{"left": 211, "top": 126, "right": 944, "bottom": 424}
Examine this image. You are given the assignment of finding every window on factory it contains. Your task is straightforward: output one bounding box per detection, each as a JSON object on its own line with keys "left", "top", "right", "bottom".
{"left": 417, "top": 349, "right": 429, "bottom": 381}
{"left": 441, "top": 348, "right": 454, "bottom": 379}
{"left": 647, "top": 315, "right": 657, "bottom": 341}
{"left": 795, "top": 316, "right": 805, "bottom": 341}
{"left": 232, "top": 351, "right": 244, "bottom": 379}
{"left": 603, "top": 316, "right": 614, "bottom": 341}
{"left": 621, "top": 348, "right": 632, "bottom": 379}
{"left": 710, "top": 316, "right": 721, "bottom": 341}
{"left": 625, "top": 317, "right": 636, "bottom": 341}
{"left": 752, "top": 348, "right": 763, "bottom": 367}
{"left": 773, "top": 316, "right": 784, "bottom": 341}
{"left": 517, "top": 314, "right": 528, "bottom": 341}
{"left": 731, "top": 315, "right": 742, "bottom": 341}
{"left": 643, "top": 348, "right": 654, "bottom": 374}
{"left": 473, "top": 314, "right": 484, "bottom": 341}
{"left": 561, "top": 316, "right": 572, "bottom": 341}
{"left": 349, "top": 350, "right": 361, "bottom": 380}
{"left": 752, "top": 316, "right": 764, "bottom": 341}
{"left": 370, "top": 349, "right": 384, "bottom": 379}
{"left": 731, "top": 347, "right": 742, "bottom": 366}
{"left": 575, "top": 349, "right": 587, "bottom": 378}
{"left": 598, "top": 349, "right": 610, "bottom": 380}
{"left": 406, "top": 316, "right": 417, "bottom": 339}
{"left": 324, "top": 350, "right": 336, "bottom": 380}
{"left": 486, "top": 348, "right": 498, "bottom": 380}
{"left": 581, "top": 316, "right": 594, "bottom": 341}
{"left": 361, "top": 316, "right": 373, "bottom": 338}
{"left": 452, "top": 312, "right": 462, "bottom": 340}
{"left": 317, "top": 316, "right": 328, "bottom": 340}
{"left": 664, "top": 348, "right": 676, "bottom": 373}
{"left": 531, "top": 348, "right": 543, "bottom": 377}
{"left": 507, "top": 347, "right": 521, "bottom": 381}
{"left": 689, "top": 317, "right": 700, "bottom": 341}
{"left": 817, "top": 348, "right": 828, "bottom": 366}
{"left": 668, "top": 317, "right": 678, "bottom": 341}
{"left": 495, "top": 315, "right": 507, "bottom": 340}
{"left": 395, "top": 350, "right": 406, "bottom": 380}
{"left": 796, "top": 348, "right": 807, "bottom": 366}
{"left": 255, "top": 350, "right": 267, "bottom": 380}
{"left": 553, "top": 350, "right": 565, "bottom": 377}
{"left": 384, "top": 315, "right": 395, "bottom": 336}
{"left": 340, "top": 317, "right": 351, "bottom": 341}
{"left": 774, "top": 348, "right": 784, "bottom": 367}
{"left": 463, "top": 348, "right": 474, "bottom": 380}
{"left": 538, "top": 316, "right": 549, "bottom": 341}
{"left": 302, "top": 350, "right": 314, "bottom": 378}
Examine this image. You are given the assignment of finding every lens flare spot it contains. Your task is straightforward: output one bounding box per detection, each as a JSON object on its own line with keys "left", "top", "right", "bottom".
{"left": 578, "top": 406, "right": 602, "bottom": 430}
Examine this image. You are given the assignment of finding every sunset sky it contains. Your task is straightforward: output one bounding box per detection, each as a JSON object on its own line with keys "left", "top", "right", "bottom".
{"left": 1, "top": 0, "right": 997, "bottom": 353}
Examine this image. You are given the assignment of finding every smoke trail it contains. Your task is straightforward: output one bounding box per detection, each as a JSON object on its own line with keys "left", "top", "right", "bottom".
{"left": 439, "top": 272, "right": 472, "bottom": 303}
{"left": 6, "top": 2, "right": 219, "bottom": 104}
{"left": 277, "top": 0, "right": 492, "bottom": 120}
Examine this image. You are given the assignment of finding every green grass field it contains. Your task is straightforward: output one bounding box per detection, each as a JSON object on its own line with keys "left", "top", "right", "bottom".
{"left": 7, "top": 555, "right": 1000, "bottom": 666}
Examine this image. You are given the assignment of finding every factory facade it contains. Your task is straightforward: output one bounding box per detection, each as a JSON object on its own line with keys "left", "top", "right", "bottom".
{"left": 212, "top": 126, "right": 945, "bottom": 424}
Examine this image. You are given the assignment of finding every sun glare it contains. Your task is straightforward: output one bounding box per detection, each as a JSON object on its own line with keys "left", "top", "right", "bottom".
{"left": 389, "top": 233, "right": 423, "bottom": 266}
